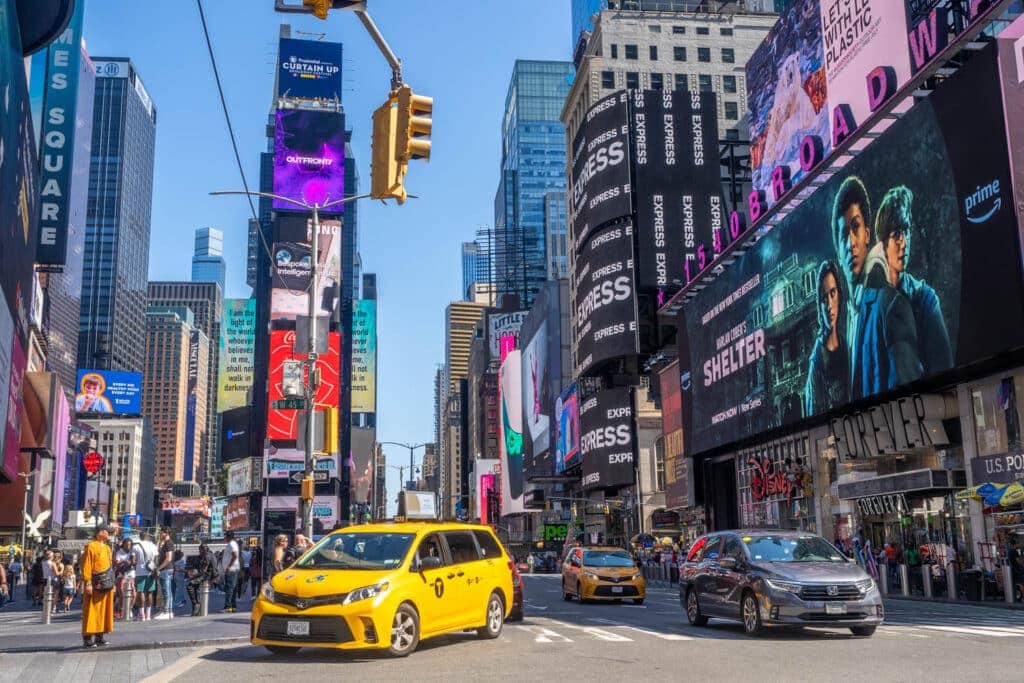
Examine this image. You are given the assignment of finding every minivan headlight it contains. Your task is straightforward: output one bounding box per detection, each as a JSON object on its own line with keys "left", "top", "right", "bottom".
{"left": 856, "top": 577, "right": 876, "bottom": 593}
{"left": 765, "top": 578, "right": 802, "bottom": 594}
{"left": 343, "top": 581, "right": 390, "bottom": 605}
{"left": 260, "top": 582, "right": 275, "bottom": 603}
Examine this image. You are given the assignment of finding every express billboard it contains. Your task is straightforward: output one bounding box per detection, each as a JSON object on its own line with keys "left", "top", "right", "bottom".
{"left": 499, "top": 349, "right": 524, "bottom": 515}
{"left": 267, "top": 330, "right": 341, "bottom": 441}
{"left": 351, "top": 300, "right": 377, "bottom": 413}
{"left": 271, "top": 218, "right": 342, "bottom": 322}
{"left": 218, "top": 299, "right": 255, "bottom": 413}
{"left": 574, "top": 221, "right": 639, "bottom": 376}
{"left": 570, "top": 91, "right": 632, "bottom": 251}
{"left": 272, "top": 109, "right": 345, "bottom": 210}
{"left": 683, "top": 44, "right": 1024, "bottom": 455}
{"left": 74, "top": 370, "right": 142, "bottom": 415}
{"left": 580, "top": 387, "right": 635, "bottom": 491}
{"left": 277, "top": 38, "right": 343, "bottom": 101}
{"left": 554, "top": 384, "right": 580, "bottom": 474}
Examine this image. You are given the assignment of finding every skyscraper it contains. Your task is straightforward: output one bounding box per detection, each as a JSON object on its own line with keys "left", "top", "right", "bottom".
{"left": 191, "top": 227, "right": 226, "bottom": 293}
{"left": 544, "top": 191, "right": 568, "bottom": 280}
{"left": 494, "top": 60, "right": 573, "bottom": 309}
{"left": 571, "top": 0, "right": 605, "bottom": 48}
{"left": 461, "top": 242, "right": 480, "bottom": 301}
{"left": 78, "top": 58, "right": 157, "bottom": 374}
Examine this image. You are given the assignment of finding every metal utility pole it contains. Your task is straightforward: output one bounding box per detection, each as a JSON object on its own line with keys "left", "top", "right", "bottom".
{"left": 380, "top": 442, "right": 428, "bottom": 492}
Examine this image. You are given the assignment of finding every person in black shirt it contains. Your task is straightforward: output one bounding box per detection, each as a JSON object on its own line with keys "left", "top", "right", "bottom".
{"left": 186, "top": 544, "right": 219, "bottom": 616}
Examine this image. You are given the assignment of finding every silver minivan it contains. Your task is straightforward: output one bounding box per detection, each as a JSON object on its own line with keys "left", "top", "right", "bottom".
{"left": 678, "top": 530, "right": 884, "bottom": 637}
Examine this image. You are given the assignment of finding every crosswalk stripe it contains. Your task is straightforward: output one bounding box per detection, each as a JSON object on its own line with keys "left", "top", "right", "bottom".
{"left": 619, "top": 625, "right": 693, "bottom": 641}
{"left": 919, "top": 625, "right": 1024, "bottom": 637}
{"left": 515, "top": 625, "right": 573, "bottom": 643}
{"left": 558, "top": 623, "right": 633, "bottom": 641}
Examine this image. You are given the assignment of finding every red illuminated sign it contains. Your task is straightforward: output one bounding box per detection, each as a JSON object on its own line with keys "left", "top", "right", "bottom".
{"left": 82, "top": 451, "right": 104, "bottom": 475}
{"left": 267, "top": 329, "right": 341, "bottom": 441}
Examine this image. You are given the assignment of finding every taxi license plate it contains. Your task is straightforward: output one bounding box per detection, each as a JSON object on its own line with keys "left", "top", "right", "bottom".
{"left": 287, "top": 621, "right": 310, "bottom": 636}
{"left": 825, "top": 603, "right": 847, "bottom": 615}
{"left": 611, "top": 586, "right": 624, "bottom": 594}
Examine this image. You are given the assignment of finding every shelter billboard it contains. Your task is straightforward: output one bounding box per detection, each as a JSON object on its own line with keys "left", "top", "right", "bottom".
{"left": 351, "top": 300, "right": 377, "bottom": 413}
{"left": 272, "top": 109, "right": 345, "bottom": 210}
{"left": 266, "top": 330, "right": 341, "bottom": 441}
{"left": 277, "top": 38, "right": 343, "bottom": 101}
{"left": 580, "top": 387, "right": 635, "bottom": 491}
{"left": 74, "top": 370, "right": 142, "bottom": 415}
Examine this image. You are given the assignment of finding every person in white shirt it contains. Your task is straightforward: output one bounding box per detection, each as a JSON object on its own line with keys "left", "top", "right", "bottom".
{"left": 114, "top": 538, "right": 136, "bottom": 620}
{"left": 220, "top": 531, "right": 241, "bottom": 613}
{"left": 132, "top": 532, "right": 159, "bottom": 621}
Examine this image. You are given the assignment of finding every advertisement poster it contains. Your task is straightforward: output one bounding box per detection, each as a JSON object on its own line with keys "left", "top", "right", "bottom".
{"left": 265, "top": 495, "right": 338, "bottom": 534}
{"left": 267, "top": 330, "right": 341, "bottom": 441}
{"left": 226, "top": 459, "right": 253, "bottom": 497}
{"left": 218, "top": 299, "right": 255, "bottom": 413}
{"left": 264, "top": 445, "right": 339, "bottom": 480}
{"left": 682, "top": 45, "right": 1024, "bottom": 455}
{"left": 351, "top": 300, "right": 377, "bottom": 413}
{"left": 747, "top": 0, "right": 830, "bottom": 204}
{"left": 270, "top": 219, "right": 342, "bottom": 321}
{"left": 659, "top": 361, "right": 691, "bottom": 509}
{"left": 574, "top": 221, "right": 639, "bottom": 376}
{"left": 476, "top": 459, "right": 498, "bottom": 526}
{"left": 350, "top": 426, "right": 375, "bottom": 505}
{"left": 74, "top": 370, "right": 142, "bottom": 415}
{"left": 277, "top": 38, "right": 343, "bottom": 100}
{"left": 570, "top": 91, "right": 633, "bottom": 251}
{"left": 521, "top": 320, "right": 550, "bottom": 473}
{"left": 555, "top": 384, "right": 580, "bottom": 474}
{"left": 998, "top": 15, "right": 1024, "bottom": 224}
{"left": 224, "top": 496, "right": 250, "bottom": 532}
{"left": 580, "top": 387, "right": 635, "bottom": 491}
{"left": 182, "top": 330, "right": 201, "bottom": 483}
{"left": 0, "top": 295, "right": 13, "bottom": 481}
{"left": 272, "top": 109, "right": 345, "bottom": 210}
{"left": 487, "top": 311, "right": 528, "bottom": 360}
{"left": 210, "top": 497, "right": 227, "bottom": 537}
{"left": 499, "top": 350, "right": 524, "bottom": 515}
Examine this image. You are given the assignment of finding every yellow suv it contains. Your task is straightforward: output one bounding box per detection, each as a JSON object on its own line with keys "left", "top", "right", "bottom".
{"left": 252, "top": 522, "right": 515, "bottom": 657}
{"left": 562, "top": 546, "right": 645, "bottom": 604}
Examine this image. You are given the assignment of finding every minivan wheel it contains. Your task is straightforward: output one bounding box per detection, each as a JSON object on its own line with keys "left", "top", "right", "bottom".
{"left": 849, "top": 625, "right": 877, "bottom": 637}
{"left": 685, "top": 589, "right": 708, "bottom": 627}
{"left": 477, "top": 592, "right": 504, "bottom": 639}
{"left": 741, "top": 591, "right": 764, "bottom": 636}
{"left": 389, "top": 603, "right": 420, "bottom": 657}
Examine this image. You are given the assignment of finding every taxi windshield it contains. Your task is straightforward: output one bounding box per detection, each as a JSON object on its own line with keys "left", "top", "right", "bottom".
{"left": 582, "top": 550, "right": 634, "bottom": 567}
{"left": 296, "top": 532, "right": 415, "bottom": 570}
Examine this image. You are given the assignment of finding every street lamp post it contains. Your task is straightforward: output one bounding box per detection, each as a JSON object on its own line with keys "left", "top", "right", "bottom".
{"left": 19, "top": 469, "right": 36, "bottom": 558}
{"left": 212, "top": 189, "right": 369, "bottom": 540}
{"left": 379, "top": 442, "right": 428, "bottom": 492}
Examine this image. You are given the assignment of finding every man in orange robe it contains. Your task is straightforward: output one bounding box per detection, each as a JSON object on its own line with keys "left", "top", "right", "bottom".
{"left": 81, "top": 525, "right": 115, "bottom": 647}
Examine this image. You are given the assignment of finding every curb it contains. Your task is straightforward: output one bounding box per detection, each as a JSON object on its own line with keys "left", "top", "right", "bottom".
{"left": 1, "top": 635, "right": 249, "bottom": 654}
{"left": 882, "top": 594, "right": 1024, "bottom": 612}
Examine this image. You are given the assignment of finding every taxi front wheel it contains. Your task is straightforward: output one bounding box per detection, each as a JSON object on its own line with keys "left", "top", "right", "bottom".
{"left": 476, "top": 592, "right": 504, "bottom": 639}
{"left": 389, "top": 603, "right": 420, "bottom": 657}
{"left": 264, "top": 645, "right": 300, "bottom": 656}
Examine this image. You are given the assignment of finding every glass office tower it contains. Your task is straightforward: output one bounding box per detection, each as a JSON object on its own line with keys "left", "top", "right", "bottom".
{"left": 191, "top": 227, "right": 226, "bottom": 293}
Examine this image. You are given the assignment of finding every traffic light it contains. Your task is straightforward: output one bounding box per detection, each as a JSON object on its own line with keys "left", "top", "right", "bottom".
{"left": 395, "top": 85, "right": 432, "bottom": 164}
{"left": 295, "top": 0, "right": 366, "bottom": 20}
{"left": 371, "top": 96, "right": 405, "bottom": 204}
{"left": 320, "top": 407, "right": 338, "bottom": 454}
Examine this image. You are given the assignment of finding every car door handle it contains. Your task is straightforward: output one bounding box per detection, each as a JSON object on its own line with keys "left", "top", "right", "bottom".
{"left": 447, "top": 573, "right": 456, "bottom": 579}
{"left": 456, "top": 571, "right": 465, "bottom": 577}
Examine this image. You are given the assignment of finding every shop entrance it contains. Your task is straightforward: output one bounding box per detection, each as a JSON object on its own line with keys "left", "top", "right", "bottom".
{"left": 705, "top": 456, "right": 738, "bottom": 531}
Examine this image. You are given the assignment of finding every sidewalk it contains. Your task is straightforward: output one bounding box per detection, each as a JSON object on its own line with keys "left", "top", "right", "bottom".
{"left": 0, "top": 589, "right": 252, "bottom": 653}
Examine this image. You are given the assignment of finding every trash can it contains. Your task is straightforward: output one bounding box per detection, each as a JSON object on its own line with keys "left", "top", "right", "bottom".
{"left": 961, "top": 569, "right": 983, "bottom": 602}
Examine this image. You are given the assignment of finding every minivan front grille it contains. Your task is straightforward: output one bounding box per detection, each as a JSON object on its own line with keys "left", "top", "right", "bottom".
{"left": 799, "top": 584, "right": 863, "bottom": 601}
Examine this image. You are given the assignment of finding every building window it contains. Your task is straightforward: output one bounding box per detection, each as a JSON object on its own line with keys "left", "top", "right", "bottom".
{"left": 611, "top": 44, "right": 618, "bottom": 59}
{"left": 625, "top": 44, "right": 638, "bottom": 60}
{"left": 698, "top": 47, "right": 711, "bottom": 62}
{"left": 722, "top": 48, "right": 735, "bottom": 64}
{"left": 699, "top": 74, "right": 713, "bottom": 92}
{"left": 672, "top": 25, "right": 686, "bottom": 34}
{"left": 725, "top": 101, "right": 739, "bottom": 120}
{"left": 723, "top": 75, "right": 737, "bottom": 94}
{"left": 673, "top": 46, "right": 687, "bottom": 61}
{"left": 726, "top": 128, "right": 740, "bottom": 141}
{"left": 626, "top": 71, "right": 640, "bottom": 89}
{"left": 696, "top": 26, "right": 710, "bottom": 35}
{"left": 602, "top": 70, "right": 615, "bottom": 89}
{"left": 651, "top": 73, "right": 664, "bottom": 91}
{"left": 649, "top": 24, "right": 661, "bottom": 33}
{"left": 649, "top": 45, "right": 658, "bottom": 60}
{"left": 720, "top": 27, "right": 734, "bottom": 36}
{"left": 674, "top": 73, "right": 689, "bottom": 91}
{"left": 655, "top": 437, "right": 666, "bottom": 492}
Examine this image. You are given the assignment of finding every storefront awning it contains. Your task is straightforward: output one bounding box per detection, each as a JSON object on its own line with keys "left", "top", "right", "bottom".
{"left": 837, "top": 468, "right": 967, "bottom": 500}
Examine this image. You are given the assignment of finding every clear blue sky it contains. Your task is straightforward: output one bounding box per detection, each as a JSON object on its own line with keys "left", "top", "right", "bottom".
{"left": 81, "top": 1, "right": 572, "bottom": 511}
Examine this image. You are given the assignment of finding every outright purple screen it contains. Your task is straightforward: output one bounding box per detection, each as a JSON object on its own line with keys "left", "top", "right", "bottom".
{"left": 273, "top": 109, "right": 345, "bottom": 210}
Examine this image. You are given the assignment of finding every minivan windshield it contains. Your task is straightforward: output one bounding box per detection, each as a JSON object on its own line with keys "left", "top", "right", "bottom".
{"left": 582, "top": 550, "right": 634, "bottom": 567}
{"left": 742, "top": 535, "right": 846, "bottom": 563}
{"left": 295, "top": 532, "right": 415, "bottom": 570}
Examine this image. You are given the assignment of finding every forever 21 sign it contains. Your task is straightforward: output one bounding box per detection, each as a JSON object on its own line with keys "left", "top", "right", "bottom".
{"left": 830, "top": 394, "right": 955, "bottom": 460}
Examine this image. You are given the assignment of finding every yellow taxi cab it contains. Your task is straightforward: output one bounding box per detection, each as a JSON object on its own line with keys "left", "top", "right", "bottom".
{"left": 561, "top": 545, "right": 645, "bottom": 604}
{"left": 252, "top": 506, "right": 514, "bottom": 657}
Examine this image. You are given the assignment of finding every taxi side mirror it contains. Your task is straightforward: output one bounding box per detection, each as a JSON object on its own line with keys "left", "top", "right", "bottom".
{"left": 415, "top": 556, "right": 443, "bottom": 572}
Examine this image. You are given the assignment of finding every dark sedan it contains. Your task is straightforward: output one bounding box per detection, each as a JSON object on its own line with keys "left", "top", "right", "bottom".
{"left": 678, "top": 530, "right": 883, "bottom": 637}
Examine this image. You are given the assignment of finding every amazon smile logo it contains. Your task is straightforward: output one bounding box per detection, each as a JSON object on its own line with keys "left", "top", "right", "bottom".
{"left": 965, "top": 179, "right": 1002, "bottom": 224}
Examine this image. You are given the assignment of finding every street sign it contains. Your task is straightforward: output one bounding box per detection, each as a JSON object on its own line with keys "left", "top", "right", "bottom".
{"left": 289, "top": 470, "right": 329, "bottom": 484}
{"left": 82, "top": 451, "right": 105, "bottom": 475}
{"left": 272, "top": 398, "right": 307, "bottom": 410}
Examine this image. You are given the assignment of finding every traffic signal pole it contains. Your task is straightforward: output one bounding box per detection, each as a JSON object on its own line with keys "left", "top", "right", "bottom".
{"left": 302, "top": 203, "right": 321, "bottom": 541}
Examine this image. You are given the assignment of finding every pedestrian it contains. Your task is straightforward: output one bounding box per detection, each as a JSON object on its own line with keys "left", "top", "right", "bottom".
{"left": 220, "top": 531, "right": 240, "bottom": 613}
{"left": 60, "top": 564, "right": 78, "bottom": 613}
{"left": 0, "top": 560, "right": 8, "bottom": 608}
{"left": 249, "top": 545, "right": 263, "bottom": 598}
{"left": 114, "top": 538, "right": 135, "bottom": 620}
{"left": 9, "top": 555, "right": 21, "bottom": 601}
{"left": 81, "top": 525, "right": 115, "bottom": 648}
{"left": 270, "top": 534, "right": 289, "bottom": 578}
{"left": 237, "top": 544, "right": 252, "bottom": 600}
{"left": 186, "top": 543, "right": 219, "bottom": 616}
{"left": 31, "top": 554, "right": 45, "bottom": 605}
{"left": 154, "top": 528, "right": 175, "bottom": 620}
{"left": 132, "top": 531, "right": 158, "bottom": 621}
{"left": 173, "top": 549, "right": 187, "bottom": 608}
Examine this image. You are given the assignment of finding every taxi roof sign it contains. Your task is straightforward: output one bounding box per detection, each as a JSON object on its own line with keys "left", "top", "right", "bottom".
{"left": 397, "top": 491, "right": 438, "bottom": 520}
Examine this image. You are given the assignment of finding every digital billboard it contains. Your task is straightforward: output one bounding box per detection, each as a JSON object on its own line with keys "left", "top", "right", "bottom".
{"left": 555, "top": 384, "right": 580, "bottom": 474}
{"left": 221, "top": 406, "right": 251, "bottom": 462}
{"left": 277, "top": 38, "right": 343, "bottom": 101}
{"left": 218, "top": 299, "right": 255, "bottom": 413}
{"left": 265, "top": 495, "right": 338, "bottom": 534}
{"left": 580, "top": 387, "right": 635, "bottom": 491}
{"left": 998, "top": 14, "right": 1024, "bottom": 225}
{"left": 226, "top": 458, "right": 254, "bottom": 497}
{"left": 574, "top": 221, "right": 639, "bottom": 376}
{"left": 183, "top": 329, "right": 201, "bottom": 482}
{"left": 0, "top": 293, "right": 14, "bottom": 481}
{"left": 682, "top": 44, "right": 1024, "bottom": 455}
{"left": 521, "top": 281, "right": 567, "bottom": 480}
{"left": 487, "top": 311, "right": 527, "bottom": 360}
{"left": 658, "top": 361, "right": 691, "bottom": 510}
{"left": 224, "top": 496, "right": 251, "bottom": 533}
{"left": 476, "top": 459, "right": 499, "bottom": 526}
{"left": 265, "top": 445, "right": 339, "bottom": 480}
{"left": 74, "top": 370, "right": 142, "bottom": 415}
{"left": 499, "top": 350, "right": 524, "bottom": 515}
{"left": 350, "top": 426, "right": 375, "bottom": 505}
{"left": 271, "top": 218, "right": 342, "bottom": 321}
{"left": 272, "top": 109, "right": 345, "bottom": 210}
{"left": 267, "top": 330, "right": 341, "bottom": 441}
{"left": 2, "top": 336, "right": 24, "bottom": 482}
{"left": 631, "top": 88, "right": 723, "bottom": 303}
{"left": 570, "top": 91, "right": 633, "bottom": 252}
{"left": 351, "top": 300, "right": 377, "bottom": 413}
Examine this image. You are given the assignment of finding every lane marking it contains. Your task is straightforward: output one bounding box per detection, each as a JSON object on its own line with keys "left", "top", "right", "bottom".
{"left": 515, "top": 625, "right": 573, "bottom": 643}
{"left": 919, "top": 625, "right": 1024, "bottom": 637}
{"left": 140, "top": 646, "right": 214, "bottom": 682}
{"left": 558, "top": 623, "right": 633, "bottom": 642}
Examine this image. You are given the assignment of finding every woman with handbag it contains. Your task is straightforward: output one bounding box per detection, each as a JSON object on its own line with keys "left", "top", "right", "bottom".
{"left": 81, "top": 526, "right": 116, "bottom": 648}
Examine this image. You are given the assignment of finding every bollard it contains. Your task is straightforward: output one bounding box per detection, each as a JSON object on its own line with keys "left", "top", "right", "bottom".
{"left": 121, "top": 583, "right": 135, "bottom": 621}
{"left": 199, "top": 580, "right": 210, "bottom": 617}
{"left": 878, "top": 567, "right": 889, "bottom": 596}
{"left": 41, "top": 583, "right": 54, "bottom": 624}
{"left": 946, "top": 562, "right": 958, "bottom": 600}
{"left": 922, "top": 565, "right": 933, "bottom": 599}
{"left": 899, "top": 564, "right": 910, "bottom": 597}
{"left": 1004, "top": 563, "right": 1015, "bottom": 605}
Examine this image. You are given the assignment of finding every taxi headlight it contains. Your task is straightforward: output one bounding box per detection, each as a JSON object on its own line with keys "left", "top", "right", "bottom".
{"left": 342, "top": 581, "right": 390, "bottom": 605}
{"left": 583, "top": 571, "right": 599, "bottom": 581}
{"left": 632, "top": 573, "right": 642, "bottom": 581}
{"left": 260, "top": 582, "right": 275, "bottom": 603}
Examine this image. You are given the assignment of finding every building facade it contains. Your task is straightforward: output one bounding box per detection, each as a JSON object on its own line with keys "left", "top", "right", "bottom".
{"left": 142, "top": 308, "right": 192, "bottom": 489}
{"left": 191, "top": 226, "right": 226, "bottom": 293}
{"left": 78, "top": 57, "right": 157, "bottom": 374}
{"left": 93, "top": 417, "right": 155, "bottom": 520}
{"left": 544, "top": 191, "right": 569, "bottom": 280}
{"left": 461, "top": 241, "right": 481, "bottom": 301}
